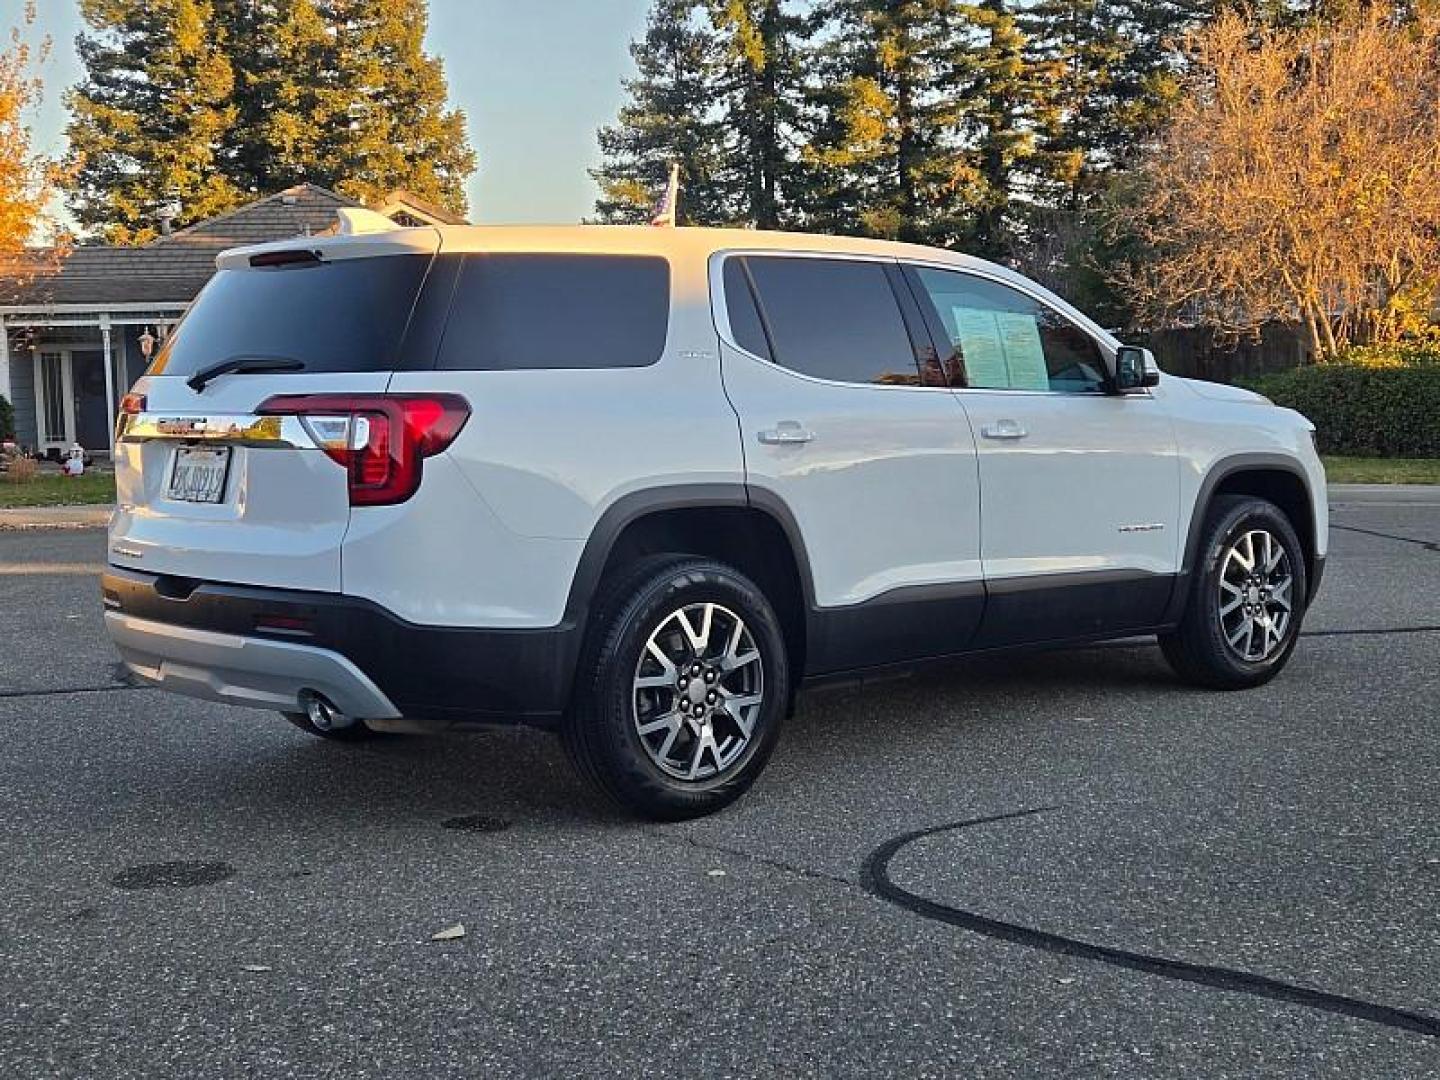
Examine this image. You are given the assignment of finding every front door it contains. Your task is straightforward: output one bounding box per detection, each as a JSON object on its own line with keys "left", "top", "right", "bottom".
{"left": 716, "top": 252, "right": 984, "bottom": 674}
{"left": 903, "top": 263, "right": 1181, "bottom": 647}
{"left": 71, "top": 350, "right": 110, "bottom": 452}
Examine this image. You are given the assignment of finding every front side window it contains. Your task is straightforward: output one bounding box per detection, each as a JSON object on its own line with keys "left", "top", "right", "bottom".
{"left": 437, "top": 254, "right": 670, "bottom": 370}
{"left": 911, "top": 267, "right": 1108, "bottom": 393}
{"left": 735, "top": 256, "right": 922, "bottom": 386}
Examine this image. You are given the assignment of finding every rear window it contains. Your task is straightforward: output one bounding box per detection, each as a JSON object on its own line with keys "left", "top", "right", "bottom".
{"left": 436, "top": 254, "right": 670, "bottom": 370}
{"left": 150, "top": 254, "right": 431, "bottom": 376}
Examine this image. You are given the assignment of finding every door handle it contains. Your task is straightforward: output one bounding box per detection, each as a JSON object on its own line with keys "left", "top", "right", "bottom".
{"left": 757, "top": 421, "right": 815, "bottom": 445}
{"left": 980, "top": 419, "right": 1028, "bottom": 440}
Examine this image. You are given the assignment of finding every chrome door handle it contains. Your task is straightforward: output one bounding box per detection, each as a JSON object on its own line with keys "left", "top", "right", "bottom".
{"left": 758, "top": 422, "right": 815, "bottom": 445}
{"left": 980, "top": 420, "right": 1028, "bottom": 440}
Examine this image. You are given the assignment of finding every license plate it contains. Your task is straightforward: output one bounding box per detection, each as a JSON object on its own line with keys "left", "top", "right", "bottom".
{"left": 167, "top": 446, "right": 232, "bottom": 504}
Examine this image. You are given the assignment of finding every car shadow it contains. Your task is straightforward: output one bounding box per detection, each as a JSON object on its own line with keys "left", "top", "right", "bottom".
{"left": 194, "top": 639, "right": 1181, "bottom": 829}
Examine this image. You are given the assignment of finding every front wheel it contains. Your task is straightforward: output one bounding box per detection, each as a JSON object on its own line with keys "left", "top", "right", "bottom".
{"left": 563, "top": 556, "right": 790, "bottom": 820}
{"left": 1159, "top": 494, "right": 1308, "bottom": 689}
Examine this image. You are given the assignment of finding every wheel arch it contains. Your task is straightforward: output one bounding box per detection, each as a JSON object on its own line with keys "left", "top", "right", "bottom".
{"left": 563, "top": 485, "right": 814, "bottom": 683}
{"left": 1180, "top": 455, "right": 1319, "bottom": 593}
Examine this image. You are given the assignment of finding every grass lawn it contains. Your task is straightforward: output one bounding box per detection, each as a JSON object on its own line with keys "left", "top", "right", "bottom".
{"left": 1322, "top": 456, "right": 1440, "bottom": 485}
{"left": 0, "top": 470, "right": 117, "bottom": 508}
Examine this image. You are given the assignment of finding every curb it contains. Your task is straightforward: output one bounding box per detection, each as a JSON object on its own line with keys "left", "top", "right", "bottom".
{"left": 0, "top": 505, "right": 115, "bottom": 530}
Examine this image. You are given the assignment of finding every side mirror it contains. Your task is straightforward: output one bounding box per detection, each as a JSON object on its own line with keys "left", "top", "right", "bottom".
{"left": 1114, "top": 345, "right": 1160, "bottom": 393}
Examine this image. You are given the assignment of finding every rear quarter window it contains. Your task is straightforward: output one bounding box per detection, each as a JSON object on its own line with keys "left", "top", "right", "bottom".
{"left": 436, "top": 254, "right": 670, "bottom": 370}
{"left": 150, "top": 254, "right": 431, "bottom": 376}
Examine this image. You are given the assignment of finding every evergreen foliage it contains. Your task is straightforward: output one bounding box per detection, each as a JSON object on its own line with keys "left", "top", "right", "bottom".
{"left": 66, "top": 0, "right": 475, "bottom": 243}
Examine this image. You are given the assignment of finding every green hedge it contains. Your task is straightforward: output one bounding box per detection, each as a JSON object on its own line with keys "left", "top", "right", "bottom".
{"left": 1249, "top": 364, "right": 1440, "bottom": 457}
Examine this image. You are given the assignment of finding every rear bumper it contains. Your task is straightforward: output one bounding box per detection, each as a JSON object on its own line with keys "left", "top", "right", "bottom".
{"left": 106, "top": 611, "right": 402, "bottom": 719}
{"left": 102, "top": 569, "right": 581, "bottom": 726}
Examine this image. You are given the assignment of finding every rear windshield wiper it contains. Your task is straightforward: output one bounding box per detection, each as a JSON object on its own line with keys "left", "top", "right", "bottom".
{"left": 187, "top": 355, "right": 305, "bottom": 392}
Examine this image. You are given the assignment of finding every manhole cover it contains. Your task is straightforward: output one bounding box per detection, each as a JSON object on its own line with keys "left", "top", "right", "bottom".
{"left": 442, "top": 814, "right": 511, "bottom": 834}
{"left": 112, "top": 861, "right": 236, "bottom": 890}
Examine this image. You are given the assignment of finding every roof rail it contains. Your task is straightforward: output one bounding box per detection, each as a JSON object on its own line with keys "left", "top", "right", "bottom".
{"left": 335, "top": 208, "right": 402, "bottom": 236}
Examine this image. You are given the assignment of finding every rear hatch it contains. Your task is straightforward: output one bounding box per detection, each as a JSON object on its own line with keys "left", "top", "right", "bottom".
{"left": 110, "top": 229, "right": 441, "bottom": 591}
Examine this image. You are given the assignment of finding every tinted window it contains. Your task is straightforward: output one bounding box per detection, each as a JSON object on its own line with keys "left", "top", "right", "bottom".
{"left": 150, "top": 255, "right": 430, "bottom": 376}
{"left": 743, "top": 256, "right": 921, "bottom": 386}
{"left": 438, "top": 254, "right": 669, "bottom": 370}
{"left": 723, "top": 258, "right": 771, "bottom": 361}
{"left": 913, "top": 268, "right": 1108, "bottom": 393}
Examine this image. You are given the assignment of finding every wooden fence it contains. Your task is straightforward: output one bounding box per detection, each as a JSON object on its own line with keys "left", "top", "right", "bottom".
{"left": 1139, "top": 322, "right": 1310, "bottom": 384}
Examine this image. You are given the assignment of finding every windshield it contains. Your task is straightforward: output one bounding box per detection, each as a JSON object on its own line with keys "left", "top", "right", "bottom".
{"left": 149, "top": 254, "right": 432, "bottom": 377}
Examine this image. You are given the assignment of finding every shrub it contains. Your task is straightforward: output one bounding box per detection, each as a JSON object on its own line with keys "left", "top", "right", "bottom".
{"left": 1331, "top": 343, "right": 1440, "bottom": 369}
{"left": 0, "top": 394, "right": 13, "bottom": 442}
{"left": 1249, "top": 364, "right": 1440, "bottom": 457}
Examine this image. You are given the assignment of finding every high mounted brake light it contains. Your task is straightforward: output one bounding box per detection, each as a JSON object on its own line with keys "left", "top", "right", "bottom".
{"left": 256, "top": 393, "right": 470, "bottom": 506}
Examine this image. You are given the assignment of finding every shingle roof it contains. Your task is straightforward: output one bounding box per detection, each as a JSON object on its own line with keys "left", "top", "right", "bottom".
{"left": 0, "top": 184, "right": 362, "bottom": 309}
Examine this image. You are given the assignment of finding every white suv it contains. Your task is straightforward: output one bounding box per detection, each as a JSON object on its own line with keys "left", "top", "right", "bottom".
{"left": 104, "top": 221, "right": 1327, "bottom": 819}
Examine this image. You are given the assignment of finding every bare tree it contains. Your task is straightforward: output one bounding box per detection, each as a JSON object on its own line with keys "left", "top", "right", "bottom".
{"left": 1110, "top": 5, "right": 1440, "bottom": 360}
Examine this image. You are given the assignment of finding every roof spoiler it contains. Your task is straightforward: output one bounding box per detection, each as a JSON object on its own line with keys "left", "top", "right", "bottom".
{"left": 335, "top": 208, "right": 402, "bottom": 236}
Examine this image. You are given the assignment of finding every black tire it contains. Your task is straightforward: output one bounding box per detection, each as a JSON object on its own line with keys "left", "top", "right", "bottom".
{"left": 282, "top": 712, "right": 384, "bottom": 741}
{"left": 562, "top": 555, "right": 790, "bottom": 821}
{"left": 1159, "top": 494, "right": 1309, "bottom": 689}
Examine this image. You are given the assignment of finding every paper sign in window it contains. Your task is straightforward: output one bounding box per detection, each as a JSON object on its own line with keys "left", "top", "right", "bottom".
{"left": 950, "top": 307, "right": 1009, "bottom": 389}
{"left": 994, "top": 311, "right": 1049, "bottom": 391}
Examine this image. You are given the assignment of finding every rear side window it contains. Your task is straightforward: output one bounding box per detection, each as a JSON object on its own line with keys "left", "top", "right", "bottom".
{"left": 437, "top": 254, "right": 669, "bottom": 370}
{"left": 723, "top": 258, "right": 772, "bottom": 361}
{"left": 150, "top": 255, "right": 431, "bottom": 376}
{"left": 737, "top": 256, "right": 920, "bottom": 386}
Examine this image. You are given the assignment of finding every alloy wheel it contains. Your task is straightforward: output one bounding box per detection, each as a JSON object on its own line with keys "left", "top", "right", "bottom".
{"left": 632, "top": 602, "right": 764, "bottom": 781}
{"left": 1217, "top": 528, "right": 1295, "bottom": 662}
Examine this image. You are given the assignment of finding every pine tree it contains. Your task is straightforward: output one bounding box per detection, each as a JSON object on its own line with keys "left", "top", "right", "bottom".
{"left": 706, "top": 0, "right": 812, "bottom": 228}
{"left": 66, "top": 0, "right": 243, "bottom": 243}
{"left": 592, "top": 0, "right": 733, "bottom": 224}
{"left": 66, "top": 0, "right": 475, "bottom": 241}
{"left": 802, "top": 0, "right": 983, "bottom": 244}
{"left": 951, "top": 1, "right": 1061, "bottom": 257}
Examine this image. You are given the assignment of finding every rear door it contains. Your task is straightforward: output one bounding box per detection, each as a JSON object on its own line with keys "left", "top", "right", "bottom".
{"left": 110, "top": 233, "right": 440, "bottom": 591}
{"left": 716, "top": 252, "right": 983, "bottom": 674}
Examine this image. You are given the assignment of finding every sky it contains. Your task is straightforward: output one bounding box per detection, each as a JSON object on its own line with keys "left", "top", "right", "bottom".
{"left": 13, "top": 0, "right": 654, "bottom": 224}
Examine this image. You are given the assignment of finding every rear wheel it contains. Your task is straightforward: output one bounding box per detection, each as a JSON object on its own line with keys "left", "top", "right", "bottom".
{"left": 563, "top": 555, "right": 789, "bottom": 820}
{"left": 1160, "top": 494, "right": 1308, "bottom": 689}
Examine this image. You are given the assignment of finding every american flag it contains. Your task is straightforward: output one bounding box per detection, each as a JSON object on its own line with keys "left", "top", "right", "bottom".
{"left": 651, "top": 163, "right": 680, "bottom": 227}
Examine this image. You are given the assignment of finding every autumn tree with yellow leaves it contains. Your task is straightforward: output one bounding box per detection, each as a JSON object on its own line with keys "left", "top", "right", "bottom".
{"left": 0, "top": 3, "right": 64, "bottom": 260}
{"left": 1113, "top": 5, "right": 1440, "bottom": 359}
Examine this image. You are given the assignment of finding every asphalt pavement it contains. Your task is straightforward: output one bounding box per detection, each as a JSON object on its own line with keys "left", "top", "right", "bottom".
{"left": 0, "top": 491, "right": 1437, "bottom": 1078}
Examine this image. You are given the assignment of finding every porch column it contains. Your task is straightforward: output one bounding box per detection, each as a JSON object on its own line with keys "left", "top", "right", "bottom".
{"left": 0, "top": 317, "right": 10, "bottom": 405}
{"left": 100, "top": 313, "right": 116, "bottom": 455}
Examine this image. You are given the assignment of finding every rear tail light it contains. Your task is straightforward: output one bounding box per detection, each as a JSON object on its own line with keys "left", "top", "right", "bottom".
{"left": 257, "top": 393, "right": 470, "bottom": 506}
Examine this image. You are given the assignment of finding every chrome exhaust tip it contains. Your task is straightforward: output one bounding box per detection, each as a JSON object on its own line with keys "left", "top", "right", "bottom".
{"left": 301, "top": 691, "right": 356, "bottom": 732}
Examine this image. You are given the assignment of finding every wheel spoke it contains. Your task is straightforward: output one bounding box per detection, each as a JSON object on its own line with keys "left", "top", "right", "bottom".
{"left": 1265, "top": 533, "right": 1283, "bottom": 572}
{"left": 635, "top": 672, "right": 674, "bottom": 691}
{"left": 687, "top": 730, "right": 714, "bottom": 779}
{"left": 644, "top": 640, "right": 677, "bottom": 678}
{"left": 636, "top": 710, "right": 681, "bottom": 736}
{"left": 1235, "top": 533, "right": 1255, "bottom": 571}
{"left": 656, "top": 722, "right": 681, "bottom": 765}
{"left": 721, "top": 692, "right": 762, "bottom": 737}
{"left": 676, "top": 604, "right": 714, "bottom": 655}
{"left": 1220, "top": 578, "right": 1244, "bottom": 597}
{"left": 1219, "top": 595, "right": 1244, "bottom": 617}
{"left": 1228, "top": 617, "right": 1251, "bottom": 648}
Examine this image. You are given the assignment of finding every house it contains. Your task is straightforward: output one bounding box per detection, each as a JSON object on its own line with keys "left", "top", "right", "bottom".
{"left": 0, "top": 184, "right": 464, "bottom": 459}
